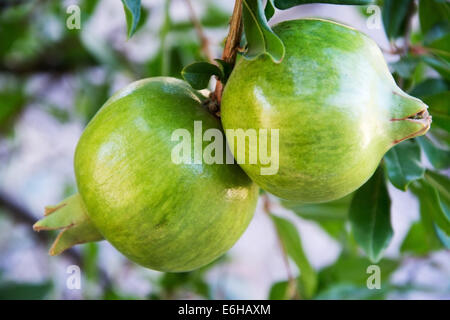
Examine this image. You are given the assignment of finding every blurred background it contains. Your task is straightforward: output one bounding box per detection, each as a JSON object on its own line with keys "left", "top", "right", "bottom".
{"left": 0, "top": 0, "right": 449, "bottom": 300}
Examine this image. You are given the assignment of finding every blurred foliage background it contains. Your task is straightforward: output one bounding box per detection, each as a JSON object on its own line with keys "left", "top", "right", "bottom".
{"left": 0, "top": 0, "right": 449, "bottom": 300}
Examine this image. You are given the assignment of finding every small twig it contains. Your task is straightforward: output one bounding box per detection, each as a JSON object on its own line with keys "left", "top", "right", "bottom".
{"left": 381, "top": 2, "right": 416, "bottom": 58}
{"left": 220, "top": 0, "right": 244, "bottom": 65}
{"left": 160, "top": 0, "right": 172, "bottom": 76}
{"left": 381, "top": 46, "right": 404, "bottom": 55}
{"left": 212, "top": 0, "right": 244, "bottom": 107}
{"left": 184, "top": 0, "right": 214, "bottom": 63}
{"left": 262, "top": 194, "right": 299, "bottom": 299}
{"left": 396, "top": 1, "right": 417, "bottom": 90}
{"left": 382, "top": 45, "right": 433, "bottom": 57}
{"left": 402, "top": 0, "right": 416, "bottom": 57}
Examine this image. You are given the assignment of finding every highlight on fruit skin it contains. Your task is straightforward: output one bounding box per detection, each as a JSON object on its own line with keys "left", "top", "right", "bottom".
{"left": 34, "top": 77, "right": 259, "bottom": 272}
{"left": 221, "top": 18, "right": 432, "bottom": 204}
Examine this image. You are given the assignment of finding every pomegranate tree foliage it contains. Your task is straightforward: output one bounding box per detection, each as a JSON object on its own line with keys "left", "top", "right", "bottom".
{"left": 0, "top": 0, "right": 448, "bottom": 299}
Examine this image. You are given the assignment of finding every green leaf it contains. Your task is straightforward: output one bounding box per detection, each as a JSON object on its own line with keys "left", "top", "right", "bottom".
{"left": 384, "top": 139, "right": 425, "bottom": 190}
{"left": 76, "top": 81, "right": 110, "bottom": 124}
{"left": 349, "top": 167, "right": 393, "bottom": 262}
{"left": 0, "top": 84, "right": 26, "bottom": 133}
{"left": 136, "top": 6, "right": 149, "bottom": 34}
{"left": 401, "top": 221, "right": 442, "bottom": 255}
{"left": 121, "top": 0, "right": 141, "bottom": 38}
{"left": 430, "top": 114, "right": 450, "bottom": 133}
{"left": 409, "top": 78, "right": 449, "bottom": 133}
{"left": 274, "top": 0, "right": 374, "bottom": 10}
{"left": 200, "top": 5, "right": 231, "bottom": 28}
{"left": 412, "top": 176, "right": 450, "bottom": 236}
{"left": 153, "top": 257, "right": 222, "bottom": 299}
{"left": 424, "top": 171, "right": 450, "bottom": 232}
{"left": 391, "top": 57, "right": 427, "bottom": 90}
{"left": 409, "top": 78, "right": 450, "bottom": 98}
{"left": 181, "top": 62, "right": 224, "bottom": 89}
{"left": 0, "top": 281, "right": 52, "bottom": 300}
{"left": 268, "top": 280, "right": 291, "bottom": 299}
{"left": 316, "top": 220, "right": 347, "bottom": 240}
{"left": 390, "top": 56, "right": 420, "bottom": 79}
{"left": 423, "top": 22, "right": 450, "bottom": 53}
{"left": 318, "top": 255, "right": 398, "bottom": 292}
{"left": 382, "top": 0, "right": 414, "bottom": 39}
{"left": 422, "top": 55, "right": 450, "bottom": 81}
{"left": 425, "top": 170, "right": 450, "bottom": 203}
{"left": 265, "top": 0, "right": 276, "bottom": 20}
{"left": 435, "top": 224, "right": 450, "bottom": 249}
{"left": 242, "top": 0, "right": 285, "bottom": 63}
{"left": 271, "top": 215, "right": 317, "bottom": 298}
{"left": 147, "top": 40, "right": 203, "bottom": 79}
{"left": 430, "top": 127, "right": 450, "bottom": 146}
{"left": 281, "top": 195, "right": 352, "bottom": 241}
{"left": 314, "top": 284, "right": 387, "bottom": 300}
{"left": 45, "top": 105, "right": 70, "bottom": 123}
{"left": 83, "top": 242, "right": 99, "bottom": 282}
{"left": 417, "top": 136, "right": 450, "bottom": 170}
{"left": 214, "top": 59, "right": 233, "bottom": 84}
{"left": 77, "top": 0, "right": 102, "bottom": 26}
{"left": 419, "top": 0, "right": 450, "bottom": 36}
{"left": 268, "top": 278, "right": 307, "bottom": 299}
{"left": 410, "top": 175, "right": 450, "bottom": 249}
{"left": 281, "top": 193, "right": 352, "bottom": 221}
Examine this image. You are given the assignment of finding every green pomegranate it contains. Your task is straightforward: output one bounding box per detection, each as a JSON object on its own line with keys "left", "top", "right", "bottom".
{"left": 34, "top": 77, "right": 258, "bottom": 272}
{"left": 221, "top": 19, "right": 431, "bottom": 203}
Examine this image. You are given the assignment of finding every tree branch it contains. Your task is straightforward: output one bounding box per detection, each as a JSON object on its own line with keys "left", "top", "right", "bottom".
{"left": 402, "top": 0, "right": 416, "bottom": 56}
{"left": 262, "top": 194, "right": 299, "bottom": 299}
{"left": 184, "top": 0, "right": 214, "bottom": 63}
{"left": 397, "top": 0, "right": 417, "bottom": 89}
{"left": 212, "top": 0, "right": 243, "bottom": 109}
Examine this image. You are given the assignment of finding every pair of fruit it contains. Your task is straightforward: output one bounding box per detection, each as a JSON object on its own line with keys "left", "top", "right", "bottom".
{"left": 34, "top": 19, "right": 431, "bottom": 272}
